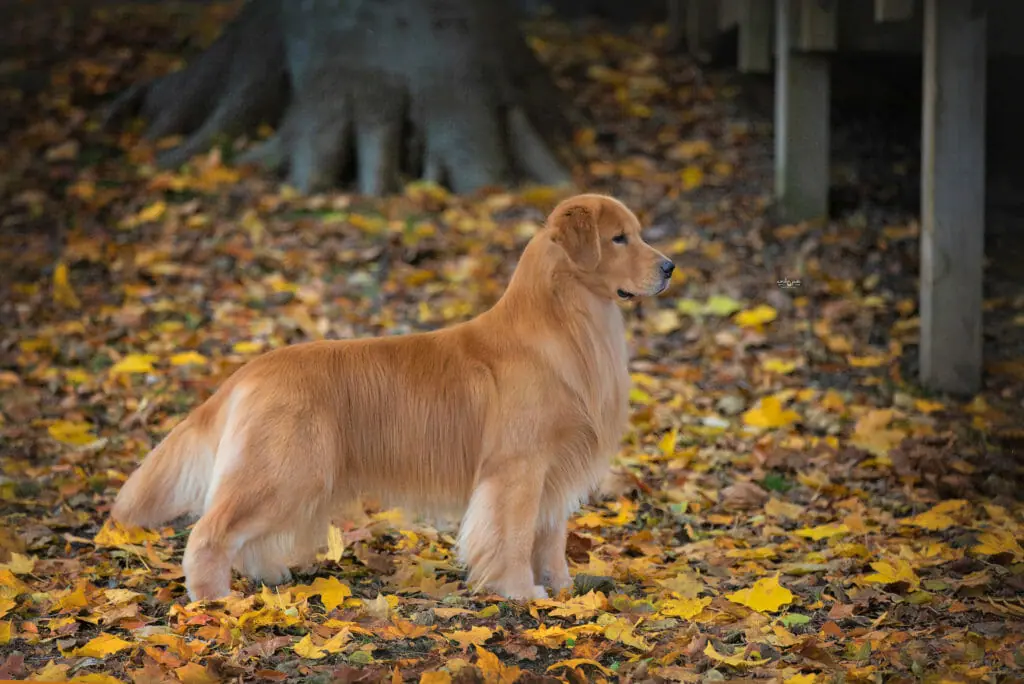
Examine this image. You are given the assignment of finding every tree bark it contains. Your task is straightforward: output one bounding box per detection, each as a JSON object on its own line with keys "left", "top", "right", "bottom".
{"left": 104, "top": 0, "right": 573, "bottom": 195}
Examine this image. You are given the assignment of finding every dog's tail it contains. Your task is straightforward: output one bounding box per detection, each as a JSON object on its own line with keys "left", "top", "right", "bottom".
{"left": 111, "top": 408, "right": 219, "bottom": 529}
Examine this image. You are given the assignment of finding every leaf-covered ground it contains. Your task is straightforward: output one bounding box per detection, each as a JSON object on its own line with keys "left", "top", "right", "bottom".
{"left": 2, "top": 3, "right": 1024, "bottom": 683}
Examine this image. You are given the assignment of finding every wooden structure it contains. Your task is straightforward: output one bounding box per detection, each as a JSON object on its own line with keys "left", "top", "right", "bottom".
{"left": 681, "top": 0, "right": 993, "bottom": 396}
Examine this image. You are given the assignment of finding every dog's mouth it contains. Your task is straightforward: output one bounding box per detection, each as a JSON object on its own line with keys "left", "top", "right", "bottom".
{"left": 616, "top": 289, "right": 635, "bottom": 300}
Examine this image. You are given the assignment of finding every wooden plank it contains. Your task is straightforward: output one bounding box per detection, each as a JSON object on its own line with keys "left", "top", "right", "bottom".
{"left": 738, "top": 0, "right": 773, "bottom": 73}
{"left": 685, "top": 0, "right": 719, "bottom": 61}
{"left": 919, "top": 0, "right": 987, "bottom": 395}
{"left": 718, "top": 0, "right": 740, "bottom": 30}
{"left": 874, "top": 0, "right": 915, "bottom": 22}
{"left": 774, "top": 0, "right": 830, "bottom": 222}
{"left": 798, "top": 0, "right": 837, "bottom": 51}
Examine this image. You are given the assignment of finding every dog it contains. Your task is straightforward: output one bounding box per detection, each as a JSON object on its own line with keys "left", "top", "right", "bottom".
{"left": 110, "top": 193, "right": 674, "bottom": 602}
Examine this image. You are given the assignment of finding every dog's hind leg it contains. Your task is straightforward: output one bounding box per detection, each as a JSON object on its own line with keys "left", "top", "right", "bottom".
{"left": 532, "top": 515, "right": 572, "bottom": 592}
{"left": 236, "top": 515, "right": 328, "bottom": 588}
{"left": 458, "top": 459, "right": 548, "bottom": 600}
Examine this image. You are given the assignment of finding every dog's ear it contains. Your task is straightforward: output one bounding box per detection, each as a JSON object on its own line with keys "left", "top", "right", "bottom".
{"left": 551, "top": 205, "right": 601, "bottom": 271}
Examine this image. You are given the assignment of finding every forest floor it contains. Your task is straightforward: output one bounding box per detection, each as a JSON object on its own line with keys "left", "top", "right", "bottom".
{"left": 1, "top": 2, "right": 1024, "bottom": 683}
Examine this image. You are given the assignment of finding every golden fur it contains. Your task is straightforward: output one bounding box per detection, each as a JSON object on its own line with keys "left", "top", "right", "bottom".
{"left": 110, "top": 193, "right": 674, "bottom": 602}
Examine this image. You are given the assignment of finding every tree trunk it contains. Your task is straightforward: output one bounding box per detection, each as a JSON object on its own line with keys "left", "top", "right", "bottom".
{"left": 104, "top": 0, "right": 573, "bottom": 195}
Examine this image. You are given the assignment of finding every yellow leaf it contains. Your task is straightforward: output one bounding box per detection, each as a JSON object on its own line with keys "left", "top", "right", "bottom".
{"left": 169, "top": 351, "right": 208, "bottom": 366}
{"left": 232, "top": 340, "right": 264, "bottom": 354}
{"left": 174, "top": 662, "right": 220, "bottom": 684}
{"left": 53, "top": 261, "right": 82, "bottom": 310}
{"left": 734, "top": 304, "right": 777, "bottom": 328}
{"left": 702, "top": 294, "right": 743, "bottom": 316}
{"left": 292, "top": 576, "right": 352, "bottom": 612}
{"left": 93, "top": 520, "right": 161, "bottom": 547}
{"left": 48, "top": 420, "right": 98, "bottom": 447}
{"left": 0, "top": 598, "right": 14, "bottom": 619}
{"left": 294, "top": 633, "right": 327, "bottom": 659}
{"left": 136, "top": 200, "right": 167, "bottom": 224}
{"left": 547, "top": 659, "right": 613, "bottom": 677}
{"left": 703, "top": 642, "right": 767, "bottom": 668}
{"left": 0, "top": 553, "right": 35, "bottom": 575}
{"left": 447, "top": 626, "right": 494, "bottom": 650}
{"left": 900, "top": 500, "right": 967, "bottom": 531}
{"left": 849, "top": 408, "right": 906, "bottom": 461}
{"left": 764, "top": 498, "right": 804, "bottom": 520}
{"left": 762, "top": 358, "right": 797, "bottom": 374}
{"left": 658, "top": 427, "right": 678, "bottom": 459}
{"left": 109, "top": 353, "right": 158, "bottom": 375}
{"left": 70, "top": 632, "right": 134, "bottom": 658}
{"left": 544, "top": 591, "right": 607, "bottom": 620}
{"left": 914, "top": 399, "right": 945, "bottom": 413}
{"left": 784, "top": 675, "right": 818, "bottom": 684}
{"left": 681, "top": 165, "right": 704, "bottom": 190}
{"left": 649, "top": 309, "right": 682, "bottom": 334}
{"left": 474, "top": 644, "right": 522, "bottom": 684}
{"left": 33, "top": 661, "right": 71, "bottom": 681}
{"left": 0, "top": 620, "right": 11, "bottom": 645}
{"left": 68, "top": 675, "right": 125, "bottom": 684}
{"left": 316, "top": 525, "right": 345, "bottom": 563}
{"left": 601, "top": 617, "right": 651, "bottom": 651}
{"left": 794, "top": 523, "right": 850, "bottom": 541}
{"left": 660, "top": 596, "right": 711, "bottom": 620}
{"left": 742, "top": 395, "right": 800, "bottom": 429}
{"left": 420, "top": 672, "right": 453, "bottom": 684}
{"left": 861, "top": 559, "right": 920, "bottom": 589}
{"left": 670, "top": 139, "right": 712, "bottom": 161}
{"left": 972, "top": 529, "right": 1024, "bottom": 561}
{"left": 726, "top": 574, "right": 794, "bottom": 613}
{"left": 522, "top": 624, "right": 573, "bottom": 648}
{"left": 847, "top": 354, "right": 888, "bottom": 368}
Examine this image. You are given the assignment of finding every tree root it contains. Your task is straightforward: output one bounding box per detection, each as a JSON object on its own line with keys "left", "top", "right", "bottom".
{"left": 103, "top": 0, "right": 573, "bottom": 195}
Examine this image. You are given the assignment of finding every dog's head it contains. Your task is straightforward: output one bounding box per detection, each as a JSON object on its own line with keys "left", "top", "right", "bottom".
{"left": 548, "top": 194, "right": 674, "bottom": 301}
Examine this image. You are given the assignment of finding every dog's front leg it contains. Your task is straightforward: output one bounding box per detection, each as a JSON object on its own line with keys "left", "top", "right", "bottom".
{"left": 532, "top": 516, "right": 572, "bottom": 593}
{"left": 458, "top": 461, "right": 547, "bottom": 601}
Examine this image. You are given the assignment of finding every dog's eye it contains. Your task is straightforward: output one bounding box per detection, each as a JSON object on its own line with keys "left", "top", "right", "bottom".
{"left": 612, "top": 234, "right": 628, "bottom": 245}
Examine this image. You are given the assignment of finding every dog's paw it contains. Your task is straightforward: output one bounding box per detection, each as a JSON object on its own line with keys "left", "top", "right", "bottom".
{"left": 495, "top": 582, "right": 549, "bottom": 601}
{"left": 542, "top": 567, "right": 572, "bottom": 592}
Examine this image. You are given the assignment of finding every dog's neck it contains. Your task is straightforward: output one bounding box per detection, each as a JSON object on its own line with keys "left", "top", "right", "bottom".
{"left": 490, "top": 232, "right": 622, "bottom": 337}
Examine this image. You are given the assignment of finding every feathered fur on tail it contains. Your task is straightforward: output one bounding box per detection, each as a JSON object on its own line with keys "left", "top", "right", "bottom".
{"left": 111, "top": 411, "right": 217, "bottom": 528}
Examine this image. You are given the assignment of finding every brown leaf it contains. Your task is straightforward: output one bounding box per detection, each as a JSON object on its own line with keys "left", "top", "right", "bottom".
{"left": 720, "top": 481, "right": 769, "bottom": 511}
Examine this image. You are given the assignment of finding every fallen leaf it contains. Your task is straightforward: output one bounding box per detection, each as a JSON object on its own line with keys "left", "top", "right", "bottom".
{"left": 53, "top": 261, "right": 82, "bottom": 310}
{"left": 900, "top": 500, "right": 967, "bottom": 531}
{"left": 447, "top": 626, "right": 494, "bottom": 650}
{"left": 69, "top": 633, "right": 133, "bottom": 658}
{"left": 109, "top": 354, "right": 158, "bottom": 375}
{"left": 703, "top": 642, "right": 767, "bottom": 667}
{"left": 734, "top": 304, "right": 777, "bottom": 328}
{"left": 726, "top": 575, "right": 794, "bottom": 613}
{"left": 743, "top": 395, "right": 800, "bottom": 429}
{"left": 660, "top": 596, "right": 711, "bottom": 620}
{"left": 861, "top": 559, "right": 920, "bottom": 590}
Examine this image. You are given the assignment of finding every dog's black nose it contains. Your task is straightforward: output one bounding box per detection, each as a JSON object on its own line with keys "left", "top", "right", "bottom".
{"left": 660, "top": 260, "right": 675, "bottom": 277}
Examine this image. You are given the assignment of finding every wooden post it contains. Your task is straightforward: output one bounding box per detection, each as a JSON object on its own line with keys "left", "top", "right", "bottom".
{"left": 774, "top": 0, "right": 830, "bottom": 222}
{"left": 738, "top": 0, "right": 772, "bottom": 73}
{"left": 919, "top": 0, "right": 986, "bottom": 395}
{"left": 874, "top": 0, "right": 915, "bottom": 22}
{"left": 683, "top": 0, "right": 719, "bottom": 62}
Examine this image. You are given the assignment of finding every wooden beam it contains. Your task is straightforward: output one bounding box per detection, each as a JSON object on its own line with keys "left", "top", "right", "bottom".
{"left": 919, "top": 0, "right": 986, "bottom": 395}
{"left": 738, "top": 0, "right": 773, "bottom": 73}
{"left": 874, "top": 0, "right": 915, "bottom": 22}
{"left": 774, "top": 0, "right": 830, "bottom": 222}
{"left": 684, "top": 0, "right": 719, "bottom": 62}
{"left": 797, "top": 0, "right": 837, "bottom": 51}
{"left": 718, "top": 0, "right": 740, "bottom": 30}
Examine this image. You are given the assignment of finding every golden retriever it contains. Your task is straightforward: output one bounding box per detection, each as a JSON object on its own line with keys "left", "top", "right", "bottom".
{"left": 110, "top": 193, "right": 674, "bottom": 602}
